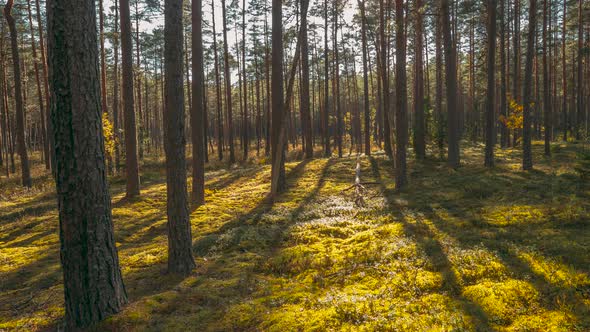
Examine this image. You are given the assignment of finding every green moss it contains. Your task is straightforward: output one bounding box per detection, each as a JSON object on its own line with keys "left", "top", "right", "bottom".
{"left": 2, "top": 144, "right": 590, "bottom": 331}
{"left": 463, "top": 279, "right": 539, "bottom": 325}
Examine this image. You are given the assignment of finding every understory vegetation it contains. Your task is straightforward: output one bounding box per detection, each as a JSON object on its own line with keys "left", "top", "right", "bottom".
{"left": 1, "top": 142, "right": 590, "bottom": 331}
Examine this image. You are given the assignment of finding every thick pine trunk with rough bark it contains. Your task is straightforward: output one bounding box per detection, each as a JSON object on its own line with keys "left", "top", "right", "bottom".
{"left": 164, "top": 0, "right": 196, "bottom": 275}
{"left": 47, "top": 0, "right": 128, "bottom": 327}
{"left": 120, "top": 0, "right": 141, "bottom": 197}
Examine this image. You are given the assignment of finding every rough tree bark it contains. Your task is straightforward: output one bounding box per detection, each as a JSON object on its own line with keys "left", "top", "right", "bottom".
{"left": 47, "top": 0, "right": 128, "bottom": 327}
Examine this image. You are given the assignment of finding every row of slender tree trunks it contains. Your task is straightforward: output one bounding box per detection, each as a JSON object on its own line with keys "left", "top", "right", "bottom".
{"left": 2, "top": 0, "right": 589, "bottom": 188}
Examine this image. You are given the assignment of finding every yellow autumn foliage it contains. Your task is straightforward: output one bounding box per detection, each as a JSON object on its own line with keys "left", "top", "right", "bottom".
{"left": 102, "top": 112, "right": 115, "bottom": 157}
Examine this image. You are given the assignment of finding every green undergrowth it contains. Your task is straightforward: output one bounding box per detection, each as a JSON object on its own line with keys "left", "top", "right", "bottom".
{"left": 1, "top": 142, "right": 590, "bottom": 331}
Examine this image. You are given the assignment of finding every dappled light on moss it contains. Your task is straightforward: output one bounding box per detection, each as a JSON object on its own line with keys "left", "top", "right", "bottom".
{"left": 2, "top": 143, "right": 590, "bottom": 330}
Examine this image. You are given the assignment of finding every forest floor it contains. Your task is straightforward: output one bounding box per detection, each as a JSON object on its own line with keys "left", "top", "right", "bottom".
{"left": 1, "top": 142, "right": 590, "bottom": 331}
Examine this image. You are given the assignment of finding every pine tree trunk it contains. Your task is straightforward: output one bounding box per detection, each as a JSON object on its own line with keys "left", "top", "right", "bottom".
{"left": 543, "top": 0, "right": 551, "bottom": 155}
{"left": 513, "top": 0, "right": 521, "bottom": 146}
{"left": 221, "top": 0, "right": 235, "bottom": 163}
{"left": 0, "top": 42, "right": 9, "bottom": 177}
{"left": 191, "top": 0, "right": 205, "bottom": 205}
{"left": 435, "top": 11, "right": 444, "bottom": 154}
{"left": 99, "top": 0, "right": 113, "bottom": 174}
{"left": 4, "top": 0, "right": 31, "bottom": 187}
{"left": 26, "top": 0, "right": 49, "bottom": 170}
{"left": 394, "top": 0, "right": 407, "bottom": 188}
{"left": 562, "top": 0, "right": 567, "bottom": 141}
{"left": 414, "top": 0, "right": 425, "bottom": 160}
{"left": 211, "top": 1, "right": 223, "bottom": 161}
{"left": 242, "top": 0, "right": 249, "bottom": 160}
{"left": 380, "top": 0, "right": 393, "bottom": 159}
{"left": 500, "top": 0, "right": 509, "bottom": 148}
{"left": 264, "top": 8, "right": 271, "bottom": 157}
{"left": 300, "top": 0, "right": 312, "bottom": 159}
{"left": 441, "top": 0, "right": 460, "bottom": 168}
{"left": 359, "top": 0, "right": 371, "bottom": 156}
{"left": 485, "top": 0, "right": 497, "bottom": 167}
{"left": 333, "top": 0, "right": 342, "bottom": 158}
{"left": 271, "top": 0, "right": 286, "bottom": 196}
{"left": 47, "top": 0, "right": 128, "bottom": 327}
{"left": 164, "top": 0, "right": 196, "bottom": 275}
{"left": 134, "top": 0, "right": 144, "bottom": 159}
{"left": 34, "top": 0, "right": 53, "bottom": 172}
{"left": 523, "top": 0, "right": 537, "bottom": 170}
{"left": 120, "top": 0, "right": 140, "bottom": 197}
{"left": 323, "top": 0, "right": 331, "bottom": 157}
{"left": 113, "top": 0, "right": 121, "bottom": 172}
{"left": 576, "top": 0, "right": 584, "bottom": 140}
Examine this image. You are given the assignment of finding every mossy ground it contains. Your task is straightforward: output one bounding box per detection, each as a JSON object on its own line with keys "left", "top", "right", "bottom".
{"left": 1, "top": 142, "right": 590, "bottom": 331}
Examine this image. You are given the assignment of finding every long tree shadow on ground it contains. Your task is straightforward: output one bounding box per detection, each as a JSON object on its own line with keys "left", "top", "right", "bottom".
{"left": 368, "top": 143, "right": 590, "bottom": 330}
